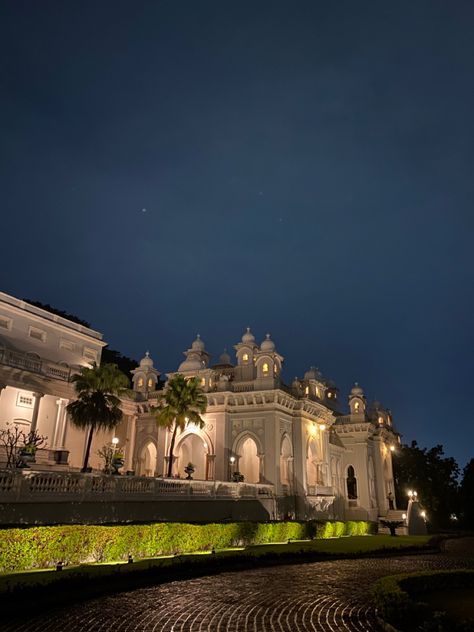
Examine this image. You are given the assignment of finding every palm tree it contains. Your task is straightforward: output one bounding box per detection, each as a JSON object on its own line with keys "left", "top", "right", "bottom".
{"left": 67, "top": 363, "right": 129, "bottom": 472}
{"left": 153, "top": 374, "right": 207, "bottom": 478}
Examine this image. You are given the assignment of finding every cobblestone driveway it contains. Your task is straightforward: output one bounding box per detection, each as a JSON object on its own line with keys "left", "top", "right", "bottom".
{"left": 3, "top": 539, "right": 474, "bottom": 632}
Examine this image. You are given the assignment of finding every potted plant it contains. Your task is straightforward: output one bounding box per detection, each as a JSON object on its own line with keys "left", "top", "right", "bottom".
{"left": 184, "top": 462, "right": 195, "bottom": 480}
{"left": 111, "top": 450, "right": 125, "bottom": 475}
{"left": 232, "top": 471, "right": 244, "bottom": 483}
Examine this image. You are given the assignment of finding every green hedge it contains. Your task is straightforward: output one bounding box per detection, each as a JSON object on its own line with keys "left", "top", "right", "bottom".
{"left": 0, "top": 520, "right": 376, "bottom": 572}
{"left": 373, "top": 569, "right": 474, "bottom": 631}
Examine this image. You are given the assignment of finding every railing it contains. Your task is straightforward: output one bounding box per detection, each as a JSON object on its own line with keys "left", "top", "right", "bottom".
{"left": 0, "top": 349, "right": 71, "bottom": 382}
{"left": 0, "top": 470, "right": 275, "bottom": 503}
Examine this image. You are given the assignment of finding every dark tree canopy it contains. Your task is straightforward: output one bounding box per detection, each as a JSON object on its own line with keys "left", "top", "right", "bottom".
{"left": 393, "top": 440, "right": 459, "bottom": 529}
{"left": 23, "top": 299, "right": 92, "bottom": 328}
{"left": 460, "top": 458, "right": 474, "bottom": 528}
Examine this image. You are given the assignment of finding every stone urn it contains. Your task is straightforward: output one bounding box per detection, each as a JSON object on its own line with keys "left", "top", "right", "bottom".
{"left": 184, "top": 463, "right": 195, "bottom": 480}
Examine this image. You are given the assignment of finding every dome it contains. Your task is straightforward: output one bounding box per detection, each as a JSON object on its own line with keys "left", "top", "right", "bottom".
{"left": 139, "top": 351, "right": 153, "bottom": 368}
{"left": 191, "top": 334, "right": 205, "bottom": 351}
{"left": 351, "top": 382, "right": 364, "bottom": 397}
{"left": 260, "top": 333, "right": 275, "bottom": 352}
{"left": 241, "top": 327, "right": 255, "bottom": 344}
{"left": 219, "top": 349, "right": 231, "bottom": 365}
{"left": 304, "top": 366, "right": 321, "bottom": 380}
{"left": 178, "top": 356, "right": 203, "bottom": 371}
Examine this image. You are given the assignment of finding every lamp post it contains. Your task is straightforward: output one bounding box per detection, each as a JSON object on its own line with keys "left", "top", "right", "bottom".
{"left": 406, "top": 488, "right": 426, "bottom": 535}
{"left": 229, "top": 455, "right": 236, "bottom": 481}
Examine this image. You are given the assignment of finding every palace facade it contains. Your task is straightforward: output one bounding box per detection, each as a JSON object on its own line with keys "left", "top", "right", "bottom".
{"left": 0, "top": 291, "right": 399, "bottom": 521}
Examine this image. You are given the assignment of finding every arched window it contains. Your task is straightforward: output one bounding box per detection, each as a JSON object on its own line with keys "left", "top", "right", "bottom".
{"left": 354, "top": 401, "right": 360, "bottom": 412}
{"left": 147, "top": 378, "right": 154, "bottom": 389}
{"left": 238, "top": 436, "right": 259, "bottom": 483}
{"left": 262, "top": 362, "right": 269, "bottom": 375}
{"left": 280, "top": 435, "right": 292, "bottom": 487}
{"left": 137, "top": 377, "right": 144, "bottom": 388}
{"left": 346, "top": 466, "right": 358, "bottom": 500}
{"left": 242, "top": 353, "right": 249, "bottom": 363}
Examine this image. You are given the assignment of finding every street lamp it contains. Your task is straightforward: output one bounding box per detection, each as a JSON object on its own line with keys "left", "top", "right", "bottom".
{"left": 229, "top": 456, "right": 236, "bottom": 481}
{"left": 112, "top": 437, "right": 119, "bottom": 446}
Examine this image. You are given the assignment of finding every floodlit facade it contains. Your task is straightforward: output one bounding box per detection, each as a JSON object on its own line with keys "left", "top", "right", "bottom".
{"left": 133, "top": 330, "right": 400, "bottom": 521}
{"left": 0, "top": 289, "right": 399, "bottom": 521}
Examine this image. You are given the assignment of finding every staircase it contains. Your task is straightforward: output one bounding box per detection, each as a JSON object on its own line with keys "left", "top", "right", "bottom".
{"left": 378, "top": 509, "right": 408, "bottom": 535}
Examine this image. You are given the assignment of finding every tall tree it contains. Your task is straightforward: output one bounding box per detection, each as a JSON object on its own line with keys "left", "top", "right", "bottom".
{"left": 153, "top": 374, "right": 207, "bottom": 478}
{"left": 67, "top": 363, "right": 129, "bottom": 472}
{"left": 393, "top": 441, "right": 459, "bottom": 528}
{"left": 460, "top": 457, "right": 474, "bottom": 528}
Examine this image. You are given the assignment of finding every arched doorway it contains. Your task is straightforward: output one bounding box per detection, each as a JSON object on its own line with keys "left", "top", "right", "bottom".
{"left": 280, "top": 435, "right": 293, "bottom": 487}
{"left": 140, "top": 442, "right": 157, "bottom": 477}
{"left": 175, "top": 432, "right": 208, "bottom": 480}
{"left": 237, "top": 436, "right": 260, "bottom": 483}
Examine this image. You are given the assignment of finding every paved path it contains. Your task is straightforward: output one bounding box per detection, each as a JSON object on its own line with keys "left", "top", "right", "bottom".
{"left": 3, "top": 539, "right": 474, "bottom": 632}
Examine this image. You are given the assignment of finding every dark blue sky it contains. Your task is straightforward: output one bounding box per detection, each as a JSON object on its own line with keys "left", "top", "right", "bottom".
{"left": 1, "top": 1, "right": 473, "bottom": 467}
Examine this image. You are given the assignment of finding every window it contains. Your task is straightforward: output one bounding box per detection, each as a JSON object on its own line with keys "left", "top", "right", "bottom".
{"left": 305, "top": 386, "right": 309, "bottom": 395}
{"left": 60, "top": 339, "right": 75, "bottom": 351}
{"left": 327, "top": 392, "right": 332, "bottom": 398}
{"left": 29, "top": 326, "right": 46, "bottom": 343}
{"left": 17, "top": 392, "right": 34, "bottom": 408}
{"left": 147, "top": 378, "right": 154, "bottom": 389}
{"left": 201, "top": 377, "right": 206, "bottom": 386}
{"left": 378, "top": 416, "right": 384, "bottom": 425}
{"left": 242, "top": 353, "right": 249, "bottom": 363}
{"left": 262, "top": 363, "right": 269, "bottom": 375}
{"left": 354, "top": 401, "right": 360, "bottom": 412}
{"left": 137, "top": 377, "right": 144, "bottom": 388}
{"left": 346, "top": 466, "right": 358, "bottom": 500}
{"left": 0, "top": 315, "right": 12, "bottom": 331}
{"left": 315, "top": 387, "right": 320, "bottom": 398}
{"left": 83, "top": 347, "right": 98, "bottom": 363}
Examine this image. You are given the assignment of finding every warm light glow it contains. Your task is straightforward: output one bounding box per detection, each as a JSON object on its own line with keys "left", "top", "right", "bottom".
{"left": 309, "top": 423, "right": 317, "bottom": 436}
{"left": 408, "top": 490, "right": 413, "bottom": 497}
{"left": 185, "top": 417, "right": 189, "bottom": 423}
{"left": 305, "top": 386, "right": 309, "bottom": 395}
{"left": 420, "top": 510, "right": 426, "bottom": 518}
{"left": 402, "top": 513, "right": 407, "bottom": 520}
{"left": 112, "top": 437, "right": 119, "bottom": 445}
{"left": 242, "top": 353, "right": 249, "bottom": 362}
{"left": 319, "top": 424, "right": 326, "bottom": 431}
{"left": 354, "top": 401, "right": 360, "bottom": 412}
{"left": 413, "top": 491, "right": 418, "bottom": 497}
{"left": 378, "top": 416, "right": 384, "bottom": 424}
{"left": 327, "top": 392, "right": 332, "bottom": 398}
{"left": 229, "top": 456, "right": 236, "bottom": 464}
{"left": 262, "top": 362, "right": 269, "bottom": 375}
{"left": 203, "top": 442, "right": 207, "bottom": 449}
{"left": 390, "top": 445, "right": 395, "bottom": 452}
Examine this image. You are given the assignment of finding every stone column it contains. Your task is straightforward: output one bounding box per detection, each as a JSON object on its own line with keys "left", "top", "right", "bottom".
{"left": 125, "top": 414, "right": 137, "bottom": 473}
{"left": 30, "top": 392, "right": 44, "bottom": 434}
{"left": 206, "top": 454, "right": 216, "bottom": 480}
{"left": 52, "top": 398, "right": 68, "bottom": 448}
{"left": 258, "top": 453, "right": 265, "bottom": 483}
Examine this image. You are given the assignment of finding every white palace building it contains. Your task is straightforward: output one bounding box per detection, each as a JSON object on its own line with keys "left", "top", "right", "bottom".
{"left": 0, "top": 290, "right": 399, "bottom": 522}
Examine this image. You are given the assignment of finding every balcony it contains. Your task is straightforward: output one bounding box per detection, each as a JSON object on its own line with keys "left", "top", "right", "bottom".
{"left": 0, "top": 349, "right": 71, "bottom": 382}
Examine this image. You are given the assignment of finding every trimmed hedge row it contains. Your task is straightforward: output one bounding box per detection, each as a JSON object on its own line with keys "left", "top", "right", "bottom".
{"left": 0, "top": 520, "right": 376, "bottom": 572}
{"left": 373, "top": 569, "right": 474, "bottom": 631}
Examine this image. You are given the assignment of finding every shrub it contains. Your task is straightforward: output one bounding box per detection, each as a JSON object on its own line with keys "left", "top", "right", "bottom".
{"left": 0, "top": 520, "right": 377, "bottom": 572}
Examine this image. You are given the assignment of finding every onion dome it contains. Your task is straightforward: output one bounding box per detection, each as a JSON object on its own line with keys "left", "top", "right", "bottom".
{"left": 191, "top": 334, "right": 205, "bottom": 351}
{"left": 241, "top": 327, "right": 255, "bottom": 343}
{"left": 351, "top": 382, "right": 364, "bottom": 397}
{"left": 260, "top": 333, "right": 275, "bottom": 352}
{"left": 219, "top": 349, "right": 231, "bottom": 365}
{"left": 178, "top": 356, "right": 203, "bottom": 371}
{"left": 304, "top": 366, "right": 320, "bottom": 380}
{"left": 139, "top": 351, "right": 153, "bottom": 368}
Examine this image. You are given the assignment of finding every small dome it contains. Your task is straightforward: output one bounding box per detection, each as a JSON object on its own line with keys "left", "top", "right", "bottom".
{"left": 372, "top": 400, "right": 381, "bottom": 410}
{"left": 292, "top": 377, "right": 300, "bottom": 388}
{"left": 260, "top": 333, "right": 275, "bottom": 352}
{"left": 219, "top": 348, "right": 231, "bottom": 365}
{"left": 191, "top": 334, "right": 205, "bottom": 351}
{"left": 351, "top": 382, "right": 364, "bottom": 397}
{"left": 242, "top": 327, "right": 255, "bottom": 343}
{"left": 304, "top": 366, "right": 321, "bottom": 380}
{"left": 139, "top": 351, "right": 153, "bottom": 368}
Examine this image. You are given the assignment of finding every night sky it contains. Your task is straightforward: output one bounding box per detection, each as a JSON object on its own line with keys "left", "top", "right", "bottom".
{"left": 1, "top": 2, "right": 473, "bottom": 468}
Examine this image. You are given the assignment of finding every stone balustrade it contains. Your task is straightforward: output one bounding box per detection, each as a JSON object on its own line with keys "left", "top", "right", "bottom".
{"left": 0, "top": 349, "right": 71, "bottom": 381}
{"left": 0, "top": 469, "right": 275, "bottom": 504}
